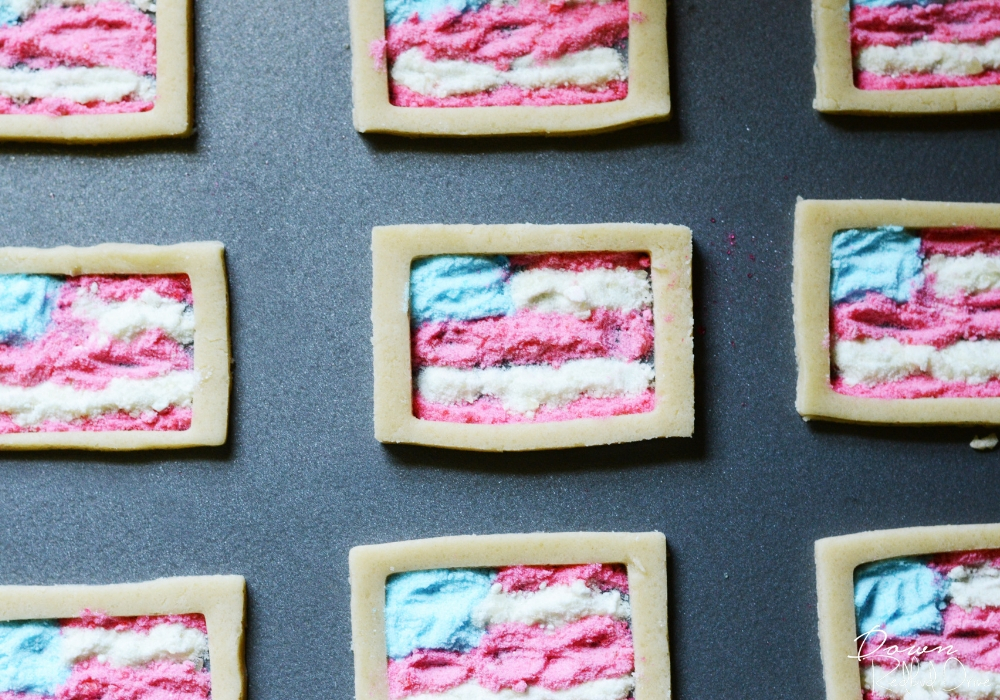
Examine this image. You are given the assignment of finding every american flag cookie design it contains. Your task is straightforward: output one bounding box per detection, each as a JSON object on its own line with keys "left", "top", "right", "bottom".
{"left": 0, "top": 0, "right": 157, "bottom": 116}
{"left": 850, "top": 0, "right": 1000, "bottom": 91}
{"left": 812, "top": 0, "right": 1000, "bottom": 111}
{"left": 0, "top": 613, "right": 211, "bottom": 700}
{"left": 0, "top": 273, "right": 197, "bottom": 433}
{"left": 348, "top": 0, "right": 668, "bottom": 134}
{"left": 794, "top": 200, "right": 1000, "bottom": 424}
{"left": 830, "top": 226, "right": 1000, "bottom": 399}
{"left": 854, "top": 550, "right": 1000, "bottom": 700}
{"left": 372, "top": 224, "right": 693, "bottom": 450}
{"left": 378, "top": 0, "right": 629, "bottom": 108}
{"left": 816, "top": 526, "right": 1000, "bottom": 700}
{"left": 0, "top": 0, "right": 192, "bottom": 140}
{"left": 410, "top": 252, "right": 656, "bottom": 424}
{"left": 386, "top": 565, "right": 635, "bottom": 700}
{"left": 350, "top": 533, "right": 670, "bottom": 700}
{"left": 0, "top": 243, "right": 229, "bottom": 449}
{"left": 0, "top": 576, "right": 245, "bottom": 700}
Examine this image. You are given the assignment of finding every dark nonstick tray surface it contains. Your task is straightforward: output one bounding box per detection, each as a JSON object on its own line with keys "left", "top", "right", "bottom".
{"left": 1, "top": 0, "right": 998, "bottom": 697}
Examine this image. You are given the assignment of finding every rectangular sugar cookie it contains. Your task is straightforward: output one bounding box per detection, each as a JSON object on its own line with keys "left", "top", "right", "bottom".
{"left": 348, "top": 0, "right": 669, "bottom": 135}
{"left": 371, "top": 223, "right": 693, "bottom": 451}
{"left": 0, "top": 0, "right": 192, "bottom": 142}
{"left": 0, "top": 575, "right": 245, "bottom": 700}
{"left": 0, "top": 241, "right": 229, "bottom": 449}
{"left": 794, "top": 198, "right": 1000, "bottom": 424}
{"left": 350, "top": 532, "right": 669, "bottom": 700}
{"left": 816, "top": 524, "right": 1000, "bottom": 700}
{"left": 812, "top": 0, "right": 1000, "bottom": 114}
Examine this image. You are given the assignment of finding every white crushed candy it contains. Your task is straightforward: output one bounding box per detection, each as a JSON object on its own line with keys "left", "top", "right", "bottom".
{"left": 971, "top": 433, "right": 999, "bottom": 451}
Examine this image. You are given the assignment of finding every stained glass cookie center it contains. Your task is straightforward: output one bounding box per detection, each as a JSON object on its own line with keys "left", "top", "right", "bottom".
{"left": 379, "top": 0, "right": 629, "bottom": 107}
{"left": 0, "top": 273, "right": 195, "bottom": 432}
{"left": 830, "top": 226, "right": 1000, "bottom": 398}
{"left": 0, "top": 611, "right": 210, "bottom": 700}
{"left": 409, "top": 252, "right": 656, "bottom": 424}
{"left": 386, "top": 564, "right": 634, "bottom": 700}
{"left": 854, "top": 550, "right": 1000, "bottom": 700}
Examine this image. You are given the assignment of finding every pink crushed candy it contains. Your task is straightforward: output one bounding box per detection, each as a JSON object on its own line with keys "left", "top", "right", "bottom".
{"left": 388, "top": 618, "right": 633, "bottom": 698}
{"left": 370, "top": 38, "right": 388, "bottom": 71}
{"left": 495, "top": 564, "right": 629, "bottom": 593}
{"left": 0, "top": 2, "right": 156, "bottom": 74}
{"left": 62, "top": 611, "right": 208, "bottom": 634}
{"left": 412, "top": 309, "right": 654, "bottom": 370}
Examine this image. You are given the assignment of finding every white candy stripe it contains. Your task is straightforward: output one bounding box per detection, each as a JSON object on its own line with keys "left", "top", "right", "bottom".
{"left": 391, "top": 47, "right": 626, "bottom": 98}
{"left": 61, "top": 624, "right": 208, "bottom": 669}
{"left": 833, "top": 338, "right": 1000, "bottom": 385}
{"left": 472, "top": 580, "right": 630, "bottom": 628}
{"left": 404, "top": 677, "right": 635, "bottom": 700}
{"left": 857, "top": 38, "right": 1000, "bottom": 77}
{"left": 416, "top": 359, "right": 653, "bottom": 415}
{"left": 1, "top": 0, "right": 154, "bottom": 21}
{"left": 834, "top": 338, "right": 933, "bottom": 386}
{"left": 927, "top": 253, "right": 1000, "bottom": 297}
{"left": 72, "top": 289, "right": 194, "bottom": 345}
{"left": 0, "top": 67, "right": 155, "bottom": 104}
{"left": 948, "top": 564, "right": 1000, "bottom": 609}
{"left": 863, "top": 662, "right": 1000, "bottom": 700}
{"left": 0, "top": 372, "right": 197, "bottom": 426}
{"left": 509, "top": 267, "right": 652, "bottom": 319}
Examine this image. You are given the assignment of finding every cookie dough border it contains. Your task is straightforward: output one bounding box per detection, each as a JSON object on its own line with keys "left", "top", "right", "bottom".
{"left": 350, "top": 531, "right": 670, "bottom": 700}
{"left": 0, "top": 575, "right": 246, "bottom": 700}
{"left": 348, "top": 0, "right": 669, "bottom": 135}
{"left": 0, "top": 241, "right": 230, "bottom": 449}
{"left": 793, "top": 199, "right": 1000, "bottom": 424}
{"left": 372, "top": 223, "right": 694, "bottom": 451}
{"left": 812, "top": 0, "right": 1000, "bottom": 114}
{"left": 0, "top": 0, "right": 193, "bottom": 142}
{"left": 816, "top": 524, "right": 1000, "bottom": 700}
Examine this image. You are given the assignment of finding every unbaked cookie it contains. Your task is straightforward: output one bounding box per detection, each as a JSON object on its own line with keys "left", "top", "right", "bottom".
{"left": 371, "top": 223, "right": 693, "bottom": 451}
{"left": 0, "top": 575, "right": 245, "bottom": 700}
{"left": 813, "top": 0, "right": 1000, "bottom": 113}
{"left": 816, "top": 524, "right": 1000, "bottom": 700}
{"left": 350, "top": 532, "right": 669, "bottom": 700}
{"left": 0, "top": 242, "right": 229, "bottom": 449}
{"left": 794, "top": 198, "right": 1000, "bottom": 424}
{"left": 0, "top": 0, "right": 192, "bottom": 141}
{"left": 348, "top": 0, "right": 669, "bottom": 135}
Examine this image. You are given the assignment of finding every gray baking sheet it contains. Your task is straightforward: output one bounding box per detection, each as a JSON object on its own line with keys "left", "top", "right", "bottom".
{"left": 0, "top": 0, "right": 999, "bottom": 697}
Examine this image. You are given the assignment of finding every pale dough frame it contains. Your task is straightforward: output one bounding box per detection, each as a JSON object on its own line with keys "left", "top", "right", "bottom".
{"left": 0, "top": 0, "right": 192, "bottom": 142}
{"left": 348, "top": 0, "right": 669, "bottom": 135}
{"left": 0, "top": 241, "right": 230, "bottom": 449}
{"left": 350, "top": 531, "right": 669, "bottom": 700}
{"left": 793, "top": 198, "right": 1000, "bottom": 424}
{"left": 816, "top": 524, "right": 1000, "bottom": 700}
{"left": 371, "top": 223, "right": 694, "bottom": 451}
{"left": 812, "top": 0, "right": 1000, "bottom": 114}
{"left": 0, "top": 575, "right": 245, "bottom": 700}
